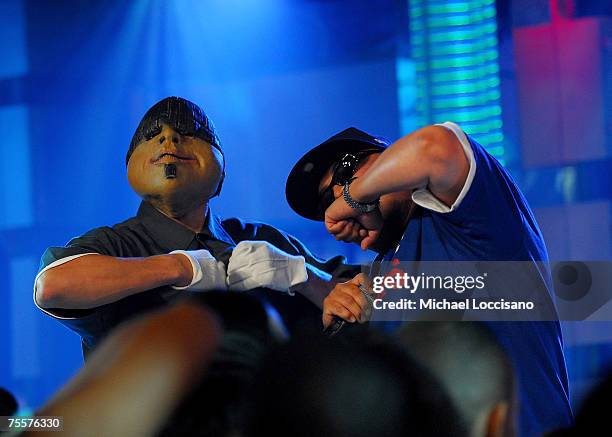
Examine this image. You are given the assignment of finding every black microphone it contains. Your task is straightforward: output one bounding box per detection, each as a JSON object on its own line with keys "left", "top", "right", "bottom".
{"left": 323, "top": 316, "right": 346, "bottom": 337}
{"left": 322, "top": 285, "right": 374, "bottom": 337}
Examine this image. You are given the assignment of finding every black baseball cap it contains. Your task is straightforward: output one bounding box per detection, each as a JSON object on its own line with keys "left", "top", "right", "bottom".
{"left": 285, "top": 127, "right": 390, "bottom": 221}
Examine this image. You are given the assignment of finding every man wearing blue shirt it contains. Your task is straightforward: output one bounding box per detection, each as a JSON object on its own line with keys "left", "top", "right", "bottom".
{"left": 286, "top": 122, "right": 573, "bottom": 436}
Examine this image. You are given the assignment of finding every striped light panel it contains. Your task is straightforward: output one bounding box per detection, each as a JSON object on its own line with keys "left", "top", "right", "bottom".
{"left": 399, "top": 0, "right": 505, "bottom": 164}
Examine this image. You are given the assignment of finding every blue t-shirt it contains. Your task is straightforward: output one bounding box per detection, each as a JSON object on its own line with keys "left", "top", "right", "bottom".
{"left": 391, "top": 122, "right": 573, "bottom": 437}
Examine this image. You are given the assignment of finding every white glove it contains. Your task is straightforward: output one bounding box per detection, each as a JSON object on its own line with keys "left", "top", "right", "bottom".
{"left": 227, "top": 241, "right": 308, "bottom": 293}
{"left": 170, "top": 249, "right": 227, "bottom": 292}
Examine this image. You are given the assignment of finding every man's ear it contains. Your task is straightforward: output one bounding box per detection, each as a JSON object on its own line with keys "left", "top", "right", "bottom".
{"left": 486, "top": 401, "right": 512, "bottom": 437}
{"left": 212, "top": 170, "right": 225, "bottom": 198}
{"left": 211, "top": 149, "right": 225, "bottom": 198}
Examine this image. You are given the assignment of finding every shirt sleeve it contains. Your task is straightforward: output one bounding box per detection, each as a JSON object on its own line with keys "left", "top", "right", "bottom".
{"left": 411, "top": 122, "right": 477, "bottom": 213}
{"left": 281, "top": 231, "right": 361, "bottom": 280}
{"left": 33, "top": 227, "right": 123, "bottom": 342}
{"left": 38, "top": 226, "right": 123, "bottom": 270}
{"left": 222, "top": 218, "right": 360, "bottom": 280}
{"left": 411, "top": 122, "right": 528, "bottom": 257}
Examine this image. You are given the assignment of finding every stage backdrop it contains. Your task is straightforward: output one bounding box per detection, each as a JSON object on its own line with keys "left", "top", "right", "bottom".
{"left": 1, "top": 0, "right": 611, "bottom": 413}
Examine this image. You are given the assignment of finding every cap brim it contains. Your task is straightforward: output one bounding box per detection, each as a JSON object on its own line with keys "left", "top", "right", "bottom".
{"left": 285, "top": 138, "right": 385, "bottom": 221}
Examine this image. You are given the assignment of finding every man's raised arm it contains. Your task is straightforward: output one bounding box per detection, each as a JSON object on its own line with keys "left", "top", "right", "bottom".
{"left": 348, "top": 125, "right": 469, "bottom": 207}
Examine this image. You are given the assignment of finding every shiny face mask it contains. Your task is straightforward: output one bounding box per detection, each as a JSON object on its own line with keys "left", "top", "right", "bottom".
{"left": 127, "top": 96, "right": 225, "bottom": 197}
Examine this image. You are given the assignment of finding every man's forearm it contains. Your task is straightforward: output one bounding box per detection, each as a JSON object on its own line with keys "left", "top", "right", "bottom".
{"left": 350, "top": 125, "right": 465, "bottom": 205}
{"left": 35, "top": 254, "right": 192, "bottom": 309}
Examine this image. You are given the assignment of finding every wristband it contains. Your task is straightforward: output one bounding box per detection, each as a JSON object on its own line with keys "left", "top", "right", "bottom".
{"left": 342, "top": 181, "right": 380, "bottom": 214}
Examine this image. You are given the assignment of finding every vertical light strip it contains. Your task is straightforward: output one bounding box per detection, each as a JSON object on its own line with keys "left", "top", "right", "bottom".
{"left": 10, "top": 257, "right": 40, "bottom": 379}
{"left": 399, "top": 0, "right": 505, "bottom": 164}
{"left": 0, "top": 106, "right": 33, "bottom": 228}
{"left": 0, "top": 0, "right": 28, "bottom": 79}
{"left": 0, "top": 0, "right": 32, "bottom": 227}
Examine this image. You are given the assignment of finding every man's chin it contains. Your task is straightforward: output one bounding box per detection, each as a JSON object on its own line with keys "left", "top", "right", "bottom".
{"left": 139, "top": 177, "right": 201, "bottom": 198}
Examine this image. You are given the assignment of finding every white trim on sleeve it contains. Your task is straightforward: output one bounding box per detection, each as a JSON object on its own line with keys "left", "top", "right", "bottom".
{"left": 410, "top": 121, "right": 477, "bottom": 213}
{"left": 33, "top": 252, "right": 99, "bottom": 320}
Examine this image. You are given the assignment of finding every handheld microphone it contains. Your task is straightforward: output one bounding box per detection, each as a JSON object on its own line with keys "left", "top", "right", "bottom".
{"left": 322, "top": 285, "right": 374, "bottom": 337}
{"left": 322, "top": 316, "right": 346, "bottom": 337}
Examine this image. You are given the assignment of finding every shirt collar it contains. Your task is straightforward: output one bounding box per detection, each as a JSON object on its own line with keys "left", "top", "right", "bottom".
{"left": 136, "top": 201, "right": 235, "bottom": 250}
{"left": 207, "top": 210, "right": 236, "bottom": 246}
